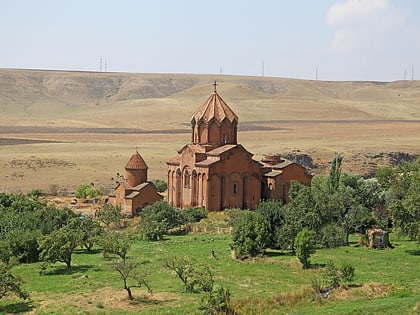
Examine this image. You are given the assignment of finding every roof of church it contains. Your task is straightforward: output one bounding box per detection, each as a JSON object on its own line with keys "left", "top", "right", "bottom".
{"left": 191, "top": 90, "right": 238, "bottom": 125}
{"left": 125, "top": 151, "right": 148, "bottom": 170}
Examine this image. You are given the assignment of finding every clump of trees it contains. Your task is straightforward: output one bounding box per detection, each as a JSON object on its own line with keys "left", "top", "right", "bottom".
{"left": 230, "top": 154, "right": 416, "bottom": 260}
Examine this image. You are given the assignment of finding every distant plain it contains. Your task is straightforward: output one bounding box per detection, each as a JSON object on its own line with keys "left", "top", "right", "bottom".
{"left": 0, "top": 68, "right": 419, "bottom": 193}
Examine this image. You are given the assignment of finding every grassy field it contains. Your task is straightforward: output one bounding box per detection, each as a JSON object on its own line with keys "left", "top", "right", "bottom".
{"left": 1, "top": 216, "right": 419, "bottom": 315}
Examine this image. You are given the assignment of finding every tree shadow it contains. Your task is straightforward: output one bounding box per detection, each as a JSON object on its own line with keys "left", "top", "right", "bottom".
{"left": 264, "top": 250, "right": 295, "bottom": 258}
{"left": 406, "top": 249, "right": 420, "bottom": 256}
{"left": 40, "top": 264, "right": 99, "bottom": 276}
{"left": 309, "top": 263, "right": 326, "bottom": 269}
{"left": 0, "top": 301, "right": 33, "bottom": 314}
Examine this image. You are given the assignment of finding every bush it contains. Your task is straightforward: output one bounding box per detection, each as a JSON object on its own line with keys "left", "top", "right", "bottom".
{"left": 151, "top": 179, "right": 168, "bottom": 193}
{"left": 322, "top": 260, "right": 340, "bottom": 288}
{"left": 75, "top": 184, "right": 102, "bottom": 199}
{"left": 182, "top": 207, "right": 208, "bottom": 223}
{"left": 294, "top": 228, "right": 316, "bottom": 269}
{"left": 340, "top": 262, "right": 355, "bottom": 287}
{"left": 231, "top": 212, "right": 270, "bottom": 259}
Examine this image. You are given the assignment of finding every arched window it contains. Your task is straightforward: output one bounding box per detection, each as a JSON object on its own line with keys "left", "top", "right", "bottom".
{"left": 184, "top": 169, "right": 190, "bottom": 188}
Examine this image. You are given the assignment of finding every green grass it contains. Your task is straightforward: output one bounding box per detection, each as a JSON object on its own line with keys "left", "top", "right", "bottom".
{"left": 1, "top": 233, "right": 419, "bottom": 314}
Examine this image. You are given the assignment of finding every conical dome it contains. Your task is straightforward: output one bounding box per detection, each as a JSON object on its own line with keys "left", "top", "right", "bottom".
{"left": 191, "top": 83, "right": 238, "bottom": 147}
{"left": 125, "top": 151, "right": 148, "bottom": 170}
{"left": 191, "top": 91, "right": 238, "bottom": 125}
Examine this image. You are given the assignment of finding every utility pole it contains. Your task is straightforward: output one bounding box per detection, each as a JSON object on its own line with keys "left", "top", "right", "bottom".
{"left": 100, "top": 57, "right": 103, "bottom": 72}
{"left": 315, "top": 67, "right": 318, "bottom": 80}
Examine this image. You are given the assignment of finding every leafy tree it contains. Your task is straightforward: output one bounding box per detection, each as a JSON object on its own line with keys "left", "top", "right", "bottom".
{"left": 113, "top": 258, "right": 152, "bottom": 300}
{"left": 75, "top": 184, "right": 102, "bottom": 199}
{"left": 38, "top": 218, "right": 84, "bottom": 270}
{"left": 294, "top": 228, "right": 316, "bottom": 269}
{"left": 231, "top": 212, "right": 270, "bottom": 259}
{"left": 328, "top": 154, "right": 343, "bottom": 192}
{"left": 98, "top": 203, "right": 121, "bottom": 227}
{"left": 388, "top": 160, "right": 420, "bottom": 240}
{"left": 139, "top": 201, "right": 185, "bottom": 241}
{"left": 200, "top": 286, "right": 233, "bottom": 315}
{"left": 0, "top": 263, "right": 29, "bottom": 300}
{"left": 79, "top": 216, "right": 103, "bottom": 252}
{"left": 151, "top": 179, "right": 168, "bottom": 193}
{"left": 255, "top": 200, "right": 284, "bottom": 249}
{"left": 98, "top": 231, "right": 130, "bottom": 261}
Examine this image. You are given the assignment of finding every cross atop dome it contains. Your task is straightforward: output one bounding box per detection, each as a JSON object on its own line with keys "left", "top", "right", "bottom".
{"left": 213, "top": 80, "right": 218, "bottom": 93}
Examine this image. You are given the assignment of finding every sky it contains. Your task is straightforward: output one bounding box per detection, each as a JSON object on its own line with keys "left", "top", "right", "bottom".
{"left": 1, "top": 0, "right": 419, "bottom": 82}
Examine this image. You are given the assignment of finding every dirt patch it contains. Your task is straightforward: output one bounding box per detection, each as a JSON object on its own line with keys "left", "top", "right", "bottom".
{"left": 27, "top": 286, "right": 182, "bottom": 314}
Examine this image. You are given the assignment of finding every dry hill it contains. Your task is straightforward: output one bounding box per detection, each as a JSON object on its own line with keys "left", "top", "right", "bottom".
{"left": 0, "top": 68, "right": 419, "bottom": 193}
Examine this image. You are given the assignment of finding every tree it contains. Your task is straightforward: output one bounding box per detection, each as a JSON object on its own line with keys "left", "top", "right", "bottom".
{"left": 113, "top": 258, "right": 151, "bottom": 300}
{"left": 388, "top": 160, "right": 420, "bottom": 240}
{"left": 139, "top": 201, "right": 185, "bottom": 241}
{"left": 231, "top": 212, "right": 270, "bottom": 259}
{"left": 294, "top": 228, "right": 316, "bottom": 269}
{"left": 255, "top": 200, "right": 284, "bottom": 249}
{"left": 162, "top": 256, "right": 194, "bottom": 292}
{"left": 98, "top": 203, "right": 121, "bottom": 227}
{"left": 38, "top": 218, "right": 83, "bottom": 270}
{"left": 75, "top": 184, "right": 102, "bottom": 199}
{"left": 98, "top": 231, "right": 130, "bottom": 261}
{"left": 79, "top": 216, "right": 103, "bottom": 252}
{"left": 0, "top": 263, "right": 29, "bottom": 300}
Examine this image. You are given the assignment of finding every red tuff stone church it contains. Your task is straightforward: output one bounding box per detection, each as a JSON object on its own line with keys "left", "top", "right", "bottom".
{"left": 109, "top": 151, "right": 163, "bottom": 215}
{"left": 167, "top": 83, "right": 312, "bottom": 211}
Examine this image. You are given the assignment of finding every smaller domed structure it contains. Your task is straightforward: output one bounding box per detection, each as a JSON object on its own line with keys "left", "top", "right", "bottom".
{"left": 108, "top": 151, "right": 162, "bottom": 215}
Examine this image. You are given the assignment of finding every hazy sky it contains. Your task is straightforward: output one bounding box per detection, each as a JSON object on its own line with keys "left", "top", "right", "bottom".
{"left": 1, "top": 0, "right": 419, "bottom": 81}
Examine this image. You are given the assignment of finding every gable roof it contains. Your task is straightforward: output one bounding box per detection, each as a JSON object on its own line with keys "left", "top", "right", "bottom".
{"left": 125, "top": 151, "right": 148, "bottom": 170}
{"left": 191, "top": 91, "right": 238, "bottom": 125}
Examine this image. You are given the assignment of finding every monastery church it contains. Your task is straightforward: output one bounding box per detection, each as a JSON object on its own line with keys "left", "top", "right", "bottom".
{"left": 110, "top": 83, "right": 311, "bottom": 214}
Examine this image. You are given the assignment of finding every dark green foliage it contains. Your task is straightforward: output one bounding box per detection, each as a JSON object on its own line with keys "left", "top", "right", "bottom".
{"left": 0, "top": 193, "right": 77, "bottom": 264}
{"left": 98, "top": 203, "right": 121, "bottom": 226}
{"left": 256, "top": 200, "right": 284, "bottom": 249}
{"left": 328, "top": 154, "right": 343, "bottom": 192}
{"left": 79, "top": 216, "right": 103, "bottom": 252}
{"left": 182, "top": 207, "right": 208, "bottom": 223}
{"left": 294, "top": 228, "right": 316, "bottom": 269}
{"left": 340, "top": 262, "right": 355, "bottom": 286}
{"left": 224, "top": 208, "right": 248, "bottom": 227}
{"left": 322, "top": 260, "right": 340, "bottom": 288}
{"left": 383, "top": 159, "right": 420, "bottom": 241}
{"left": 38, "top": 218, "right": 84, "bottom": 270}
{"left": 151, "top": 179, "right": 168, "bottom": 193}
{"left": 231, "top": 212, "right": 270, "bottom": 259}
{"left": 27, "top": 189, "right": 43, "bottom": 199}
{"left": 139, "top": 201, "right": 185, "bottom": 241}
{"left": 200, "top": 286, "right": 233, "bottom": 315}
{"left": 0, "top": 263, "right": 29, "bottom": 300}
{"left": 75, "top": 184, "right": 102, "bottom": 199}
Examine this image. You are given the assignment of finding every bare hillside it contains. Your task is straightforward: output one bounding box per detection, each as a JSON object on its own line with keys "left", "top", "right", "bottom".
{"left": 1, "top": 68, "right": 420, "bottom": 129}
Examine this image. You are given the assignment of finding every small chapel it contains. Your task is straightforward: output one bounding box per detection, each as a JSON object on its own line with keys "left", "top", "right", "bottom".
{"left": 108, "top": 151, "right": 163, "bottom": 215}
{"left": 167, "top": 83, "right": 312, "bottom": 211}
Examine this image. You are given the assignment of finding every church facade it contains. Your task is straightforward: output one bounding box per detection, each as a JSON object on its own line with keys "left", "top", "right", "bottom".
{"left": 167, "top": 84, "right": 312, "bottom": 211}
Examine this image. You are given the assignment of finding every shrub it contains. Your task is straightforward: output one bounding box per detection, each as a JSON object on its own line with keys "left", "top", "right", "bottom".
{"left": 340, "top": 262, "right": 355, "bottom": 287}
{"left": 323, "top": 260, "right": 340, "bottom": 288}
{"left": 151, "top": 179, "right": 168, "bottom": 193}
{"left": 182, "top": 207, "right": 208, "bottom": 223}
{"left": 75, "top": 184, "right": 102, "bottom": 199}
{"left": 294, "top": 228, "right": 316, "bottom": 269}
